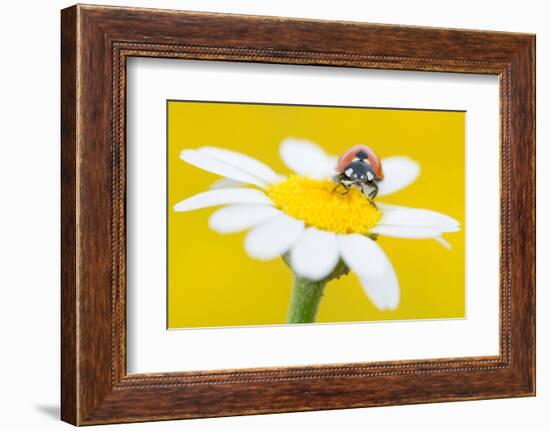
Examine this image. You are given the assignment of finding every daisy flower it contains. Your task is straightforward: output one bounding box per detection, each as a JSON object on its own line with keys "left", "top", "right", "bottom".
{"left": 173, "top": 138, "right": 460, "bottom": 323}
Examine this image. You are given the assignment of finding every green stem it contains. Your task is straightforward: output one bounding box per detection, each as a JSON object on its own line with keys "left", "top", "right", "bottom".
{"left": 282, "top": 255, "right": 351, "bottom": 324}
{"left": 287, "top": 276, "right": 327, "bottom": 324}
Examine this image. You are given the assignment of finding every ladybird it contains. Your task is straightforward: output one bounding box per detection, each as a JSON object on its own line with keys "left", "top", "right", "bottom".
{"left": 333, "top": 145, "right": 384, "bottom": 200}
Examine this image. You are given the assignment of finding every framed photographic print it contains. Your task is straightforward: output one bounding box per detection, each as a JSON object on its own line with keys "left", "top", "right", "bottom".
{"left": 61, "top": 4, "right": 535, "bottom": 425}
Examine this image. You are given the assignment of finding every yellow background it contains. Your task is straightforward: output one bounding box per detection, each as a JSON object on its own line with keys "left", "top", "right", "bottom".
{"left": 167, "top": 101, "right": 465, "bottom": 328}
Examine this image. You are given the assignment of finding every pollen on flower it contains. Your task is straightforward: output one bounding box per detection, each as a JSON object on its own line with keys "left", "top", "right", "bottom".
{"left": 266, "top": 175, "right": 381, "bottom": 234}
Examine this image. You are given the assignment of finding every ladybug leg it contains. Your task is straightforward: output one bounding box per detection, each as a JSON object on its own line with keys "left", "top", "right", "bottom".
{"left": 335, "top": 181, "right": 351, "bottom": 195}
{"left": 332, "top": 181, "right": 343, "bottom": 194}
{"left": 367, "top": 196, "right": 378, "bottom": 208}
{"left": 332, "top": 174, "right": 351, "bottom": 195}
{"left": 369, "top": 181, "right": 379, "bottom": 199}
{"left": 365, "top": 182, "right": 379, "bottom": 208}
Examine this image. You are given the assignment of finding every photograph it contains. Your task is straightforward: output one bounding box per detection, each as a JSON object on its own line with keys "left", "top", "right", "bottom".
{"left": 168, "top": 101, "right": 465, "bottom": 328}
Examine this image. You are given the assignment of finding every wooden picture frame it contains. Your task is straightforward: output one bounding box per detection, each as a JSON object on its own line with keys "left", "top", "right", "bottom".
{"left": 61, "top": 4, "right": 535, "bottom": 425}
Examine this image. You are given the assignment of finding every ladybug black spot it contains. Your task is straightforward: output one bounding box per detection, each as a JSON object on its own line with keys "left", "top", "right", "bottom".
{"left": 355, "top": 150, "right": 368, "bottom": 160}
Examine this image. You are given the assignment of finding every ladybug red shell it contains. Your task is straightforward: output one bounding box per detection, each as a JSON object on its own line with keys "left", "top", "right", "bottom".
{"left": 335, "top": 144, "right": 384, "bottom": 180}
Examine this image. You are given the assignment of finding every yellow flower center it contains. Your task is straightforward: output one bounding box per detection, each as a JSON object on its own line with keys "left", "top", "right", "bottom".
{"left": 266, "top": 175, "right": 381, "bottom": 234}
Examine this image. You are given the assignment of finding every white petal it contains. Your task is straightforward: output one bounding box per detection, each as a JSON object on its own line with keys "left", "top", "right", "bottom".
{"left": 209, "top": 205, "right": 282, "bottom": 233}
{"left": 369, "top": 225, "right": 441, "bottom": 238}
{"left": 376, "top": 202, "right": 402, "bottom": 213}
{"left": 199, "top": 146, "right": 281, "bottom": 184}
{"left": 338, "top": 234, "right": 392, "bottom": 278}
{"left": 290, "top": 228, "right": 339, "bottom": 281}
{"left": 279, "top": 138, "right": 336, "bottom": 179}
{"left": 434, "top": 236, "right": 452, "bottom": 250}
{"left": 358, "top": 264, "right": 400, "bottom": 311}
{"left": 181, "top": 149, "right": 268, "bottom": 188}
{"left": 377, "top": 157, "right": 420, "bottom": 196}
{"left": 174, "top": 188, "right": 272, "bottom": 212}
{"left": 377, "top": 207, "right": 460, "bottom": 232}
{"left": 209, "top": 178, "right": 246, "bottom": 190}
{"left": 244, "top": 214, "right": 304, "bottom": 260}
